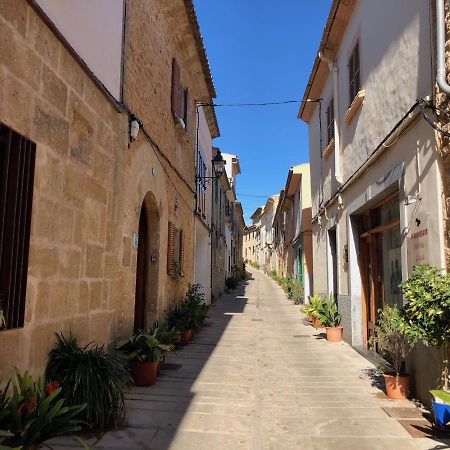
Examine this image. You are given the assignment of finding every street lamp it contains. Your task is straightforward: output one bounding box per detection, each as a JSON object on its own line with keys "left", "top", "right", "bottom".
{"left": 196, "top": 149, "right": 226, "bottom": 181}
{"left": 212, "top": 150, "right": 226, "bottom": 177}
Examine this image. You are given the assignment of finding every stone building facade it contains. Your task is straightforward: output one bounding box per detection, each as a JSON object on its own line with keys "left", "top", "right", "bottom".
{"left": 0, "top": 0, "right": 221, "bottom": 379}
{"left": 299, "top": 0, "right": 448, "bottom": 405}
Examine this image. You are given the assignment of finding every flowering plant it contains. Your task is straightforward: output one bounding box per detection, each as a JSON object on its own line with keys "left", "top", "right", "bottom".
{"left": 0, "top": 370, "right": 85, "bottom": 449}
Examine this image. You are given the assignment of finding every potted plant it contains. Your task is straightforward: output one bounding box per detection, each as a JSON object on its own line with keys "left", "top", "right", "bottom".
{"left": 400, "top": 265, "right": 450, "bottom": 429}
{"left": 225, "top": 276, "right": 238, "bottom": 292}
{"left": 370, "top": 305, "right": 414, "bottom": 400}
{"left": 0, "top": 370, "right": 86, "bottom": 449}
{"left": 46, "top": 333, "right": 131, "bottom": 431}
{"left": 148, "top": 321, "right": 180, "bottom": 373}
{"left": 182, "top": 284, "right": 210, "bottom": 335}
{"left": 317, "top": 295, "right": 342, "bottom": 342}
{"left": 303, "top": 294, "right": 325, "bottom": 328}
{"left": 166, "top": 303, "right": 192, "bottom": 345}
{"left": 119, "top": 331, "right": 173, "bottom": 386}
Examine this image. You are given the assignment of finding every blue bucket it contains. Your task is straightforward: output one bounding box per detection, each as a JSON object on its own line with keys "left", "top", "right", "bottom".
{"left": 432, "top": 401, "right": 450, "bottom": 430}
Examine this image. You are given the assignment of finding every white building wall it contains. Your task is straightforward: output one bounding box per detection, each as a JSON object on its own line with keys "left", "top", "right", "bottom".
{"left": 194, "top": 107, "right": 213, "bottom": 303}
{"left": 306, "top": 0, "right": 444, "bottom": 341}
{"left": 35, "top": 0, "right": 124, "bottom": 100}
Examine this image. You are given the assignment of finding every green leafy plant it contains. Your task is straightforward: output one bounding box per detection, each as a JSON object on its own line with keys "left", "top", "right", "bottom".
{"left": 166, "top": 303, "right": 191, "bottom": 333}
{"left": 45, "top": 333, "right": 132, "bottom": 432}
{"left": 369, "top": 306, "right": 415, "bottom": 376}
{"left": 290, "top": 280, "right": 304, "bottom": 305}
{"left": 118, "top": 330, "right": 173, "bottom": 363}
{"left": 182, "top": 284, "right": 209, "bottom": 330}
{"left": 147, "top": 321, "right": 180, "bottom": 348}
{"left": 171, "top": 261, "right": 182, "bottom": 280}
{"left": 225, "top": 277, "right": 238, "bottom": 291}
{"left": 303, "top": 294, "right": 325, "bottom": 318}
{"left": 0, "top": 371, "right": 85, "bottom": 449}
{"left": 316, "top": 295, "right": 341, "bottom": 328}
{"left": 400, "top": 265, "right": 450, "bottom": 392}
{"left": 166, "top": 285, "right": 210, "bottom": 336}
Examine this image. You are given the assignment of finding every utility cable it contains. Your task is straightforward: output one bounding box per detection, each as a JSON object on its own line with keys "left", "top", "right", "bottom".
{"left": 199, "top": 99, "right": 321, "bottom": 108}
{"left": 419, "top": 98, "right": 450, "bottom": 139}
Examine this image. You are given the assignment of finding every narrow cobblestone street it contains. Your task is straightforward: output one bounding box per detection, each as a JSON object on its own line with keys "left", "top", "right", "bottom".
{"left": 53, "top": 268, "right": 448, "bottom": 449}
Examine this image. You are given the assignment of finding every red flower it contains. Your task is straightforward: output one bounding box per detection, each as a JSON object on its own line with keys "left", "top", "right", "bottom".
{"left": 18, "top": 397, "right": 37, "bottom": 414}
{"left": 26, "top": 398, "right": 37, "bottom": 412}
{"left": 47, "top": 381, "right": 59, "bottom": 395}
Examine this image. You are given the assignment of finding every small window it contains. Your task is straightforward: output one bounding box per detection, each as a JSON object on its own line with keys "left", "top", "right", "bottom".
{"left": 196, "top": 150, "right": 207, "bottom": 217}
{"left": 326, "top": 98, "right": 335, "bottom": 145}
{"left": 348, "top": 41, "right": 361, "bottom": 106}
{"left": 167, "top": 223, "right": 185, "bottom": 277}
{"left": 0, "top": 123, "right": 36, "bottom": 330}
{"left": 171, "top": 58, "right": 190, "bottom": 131}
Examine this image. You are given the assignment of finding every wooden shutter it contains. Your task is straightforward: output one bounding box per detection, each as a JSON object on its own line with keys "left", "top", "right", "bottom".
{"left": 171, "top": 58, "right": 181, "bottom": 118}
{"left": 167, "top": 221, "right": 175, "bottom": 275}
{"left": 327, "top": 98, "right": 334, "bottom": 144}
{"left": 0, "top": 123, "right": 36, "bottom": 329}
{"left": 349, "top": 41, "right": 360, "bottom": 105}
{"left": 179, "top": 229, "right": 185, "bottom": 274}
{"left": 184, "top": 88, "right": 190, "bottom": 131}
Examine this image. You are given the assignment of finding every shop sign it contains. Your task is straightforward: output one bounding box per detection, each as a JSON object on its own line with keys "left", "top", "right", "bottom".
{"left": 407, "top": 223, "right": 429, "bottom": 274}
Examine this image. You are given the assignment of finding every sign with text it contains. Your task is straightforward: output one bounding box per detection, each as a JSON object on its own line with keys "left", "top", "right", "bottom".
{"left": 407, "top": 224, "right": 429, "bottom": 274}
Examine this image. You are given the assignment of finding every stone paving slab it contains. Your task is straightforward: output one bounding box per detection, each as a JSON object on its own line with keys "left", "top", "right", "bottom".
{"left": 49, "top": 268, "right": 450, "bottom": 449}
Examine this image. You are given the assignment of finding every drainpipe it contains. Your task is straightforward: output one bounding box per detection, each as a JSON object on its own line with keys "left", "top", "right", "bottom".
{"left": 319, "top": 52, "right": 343, "bottom": 183}
{"left": 436, "top": 0, "right": 450, "bottom": 94}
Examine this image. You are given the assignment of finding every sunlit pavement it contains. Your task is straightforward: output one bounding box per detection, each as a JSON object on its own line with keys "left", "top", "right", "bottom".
{"left": 51, "top": 267, "right": 448, "bottom": 449}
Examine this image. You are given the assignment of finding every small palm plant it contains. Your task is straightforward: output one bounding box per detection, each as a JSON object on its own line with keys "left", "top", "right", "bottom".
{"left": 46, "top": 333, "right": 132, "bottom": 432}
{"left": 119, "top": 331, "right": 173, "bottom": 363}
{"left": 303, "top": 294, "right": 325, "bottom": 319}
{"left": 317, "top": 295, "right": 341, "bottom": 328}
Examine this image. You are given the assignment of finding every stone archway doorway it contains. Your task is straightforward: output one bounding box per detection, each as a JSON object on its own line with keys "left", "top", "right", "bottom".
{"left": 134, "top": 192, "right": 160, "bottom": 331}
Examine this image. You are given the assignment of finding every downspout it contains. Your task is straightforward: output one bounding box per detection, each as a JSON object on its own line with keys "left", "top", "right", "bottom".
{"left": 436, "top": 0, "right": 450, "bottom": 94}
{"left": 319, "top": 52, "right": 343, "bottom": 184}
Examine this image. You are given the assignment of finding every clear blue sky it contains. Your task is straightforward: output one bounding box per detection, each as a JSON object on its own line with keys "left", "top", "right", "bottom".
{"left": 194, "top": 0, "right": 332, "bottom": 223}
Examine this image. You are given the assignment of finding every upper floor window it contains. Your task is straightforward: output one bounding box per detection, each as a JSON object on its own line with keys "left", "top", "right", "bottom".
{"left": 196, "top": 150, "right": 207, "bottom": 218}
{"left": 171, "top": 58, "right": 190, "bottom": 131}
{"left": 348, "top": 41, "right": 361, "bottom": 106}
{"left": 326, "top": 98, "right": 335, "bottom": 145}
{"left": 0, "top": 123, "right": 36, "bottom": 330}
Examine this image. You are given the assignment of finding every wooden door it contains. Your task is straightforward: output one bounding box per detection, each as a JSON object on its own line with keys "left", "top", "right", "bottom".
{"left": 134, "top": 206, "right": 148, "bottom": 332}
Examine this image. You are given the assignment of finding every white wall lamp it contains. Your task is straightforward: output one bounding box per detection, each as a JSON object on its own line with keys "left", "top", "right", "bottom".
{"left": 129, "top": 115, "right": 142, "bottom": 142}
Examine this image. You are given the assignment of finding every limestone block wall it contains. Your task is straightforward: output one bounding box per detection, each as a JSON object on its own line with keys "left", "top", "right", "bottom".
{"left": 123, "top": 0, "right": 212, "bottom": 305}
{"left": 0, "top": 0, "right": 130, "bottom": 378}
{"left": 0, "top": 0, "right": 211, "bottom": 379}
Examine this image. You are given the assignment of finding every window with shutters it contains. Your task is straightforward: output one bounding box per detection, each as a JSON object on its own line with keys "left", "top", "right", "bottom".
{"left": 348, "top": 41, "right": 361, "bottom": 106}
{"left": 196, "top": 150, "right": 207, "bottom": 219}
{"left": 0, "top": 123, "right": 36, "bottom": 330}
{"left": 171, "top": 58, "right": 190, "bottom": 131}
{"left": 326, "top": 98, "right": 334, "bottom": 145}
{"left": 167, "top": 221, "right": 184, "bottom": 278}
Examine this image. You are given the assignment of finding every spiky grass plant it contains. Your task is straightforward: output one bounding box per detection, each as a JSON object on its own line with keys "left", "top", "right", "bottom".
{"left": 45, "top": 333, "right": 132, "bottom": 432}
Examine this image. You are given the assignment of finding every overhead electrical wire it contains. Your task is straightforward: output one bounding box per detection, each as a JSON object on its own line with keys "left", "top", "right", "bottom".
{"left": 419, "top": 98, "right": 450, "bottom": 139}
{"left": 199, "top": 99, "right": 321, "bottom": 108}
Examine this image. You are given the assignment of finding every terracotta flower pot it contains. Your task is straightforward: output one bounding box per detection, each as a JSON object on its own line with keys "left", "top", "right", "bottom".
{"left": 131, "top": 361, "right": 158, "bottom": 386}
{"left": 181, "top": 330, "right": 192, "bottom": 345}
{"left": 312, "top": 317, "right": 323, "bottom": 329}
{"left": 383, "top": 373, "right": 410, "bottom": 400}
{"left": 325, "top": 326, "right": 343, "bottom": 342}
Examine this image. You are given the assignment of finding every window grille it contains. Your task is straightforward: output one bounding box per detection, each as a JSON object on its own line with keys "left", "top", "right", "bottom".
{"left": 0, "top": 123, "right": 36, "bottom": 330}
